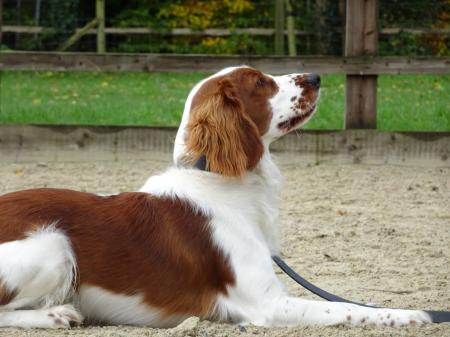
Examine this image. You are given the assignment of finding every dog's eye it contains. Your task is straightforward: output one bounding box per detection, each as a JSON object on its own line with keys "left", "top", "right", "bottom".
{"left": 256, "top": 78, "right": 265, "bottom": 88}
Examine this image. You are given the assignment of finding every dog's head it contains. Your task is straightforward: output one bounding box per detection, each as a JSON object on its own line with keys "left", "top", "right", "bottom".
{"left": 174, "top": 66, "right": 320, "bottom": 176}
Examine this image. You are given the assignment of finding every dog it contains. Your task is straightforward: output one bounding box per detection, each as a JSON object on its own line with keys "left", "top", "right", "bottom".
{"left": 0, "top": 66, "right": 431, "bottom": 329}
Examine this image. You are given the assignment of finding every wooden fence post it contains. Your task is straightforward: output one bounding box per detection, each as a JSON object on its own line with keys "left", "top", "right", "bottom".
{"left": 274, "top": 0, "right": 285, "bottom": 55}
{"left": 345, "top": 0, "right": 379, "bottom": 129}
{"left": 96, "top": 0, "right": 105, "bottom": 53}
{"left": 0, "top": 0, "right": 3, "bottom": 46}
{"left": 15, "top": 0, "right": 21, "bottom": 48}
{"left": 285, "top": 0, "right": 297, "bottom": 56}
{"left": 59, "top": 18, "right": 98, "bottom": 51}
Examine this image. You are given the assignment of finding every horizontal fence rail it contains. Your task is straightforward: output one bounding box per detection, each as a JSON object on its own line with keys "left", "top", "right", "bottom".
{"left": 1, "top": 52, "right": 449, "bottom": 74}
{"left": 1, "top": 26, "right": 311, "bottom": 36}
{"left": 1, "top": 125, "right": 449, "bottom": 166}
{"left": 3, "top": 25, "right": 450, "bottom": 36}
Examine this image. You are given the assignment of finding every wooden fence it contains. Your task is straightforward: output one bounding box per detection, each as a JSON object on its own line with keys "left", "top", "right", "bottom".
{"left": 1, "top": 52, "right": 449, "bottom": 75}
{"left": 0, "top": 0, "right": 449, "bottom": 130}
{"left": 3, "top": 26, "right": 450, "bottom": 37}
{"left": 1, "top": 51, "right": 448, "bottom": 131}
{"left": 1, "top": 125, "right": 449, "bottom": 166}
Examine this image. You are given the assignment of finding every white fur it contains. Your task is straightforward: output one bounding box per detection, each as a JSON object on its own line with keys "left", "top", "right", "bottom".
{"left": 143, "top": 66, "right": 431, "bottom": 327}
{"left": 0, "top": 225, "right": 76, "bottom": 310}
{"left": 0, "top": 305, "right": 82, "bottom": 329}
{"left": 0, "top": 227, "right": 82, "bottom": 328}
{"left": 266, "top": 73, "right": 316, "bottom": 139}
{"left": 78, "top": 285, "right": 185, "bottom": 328}
{"left": 140, "top": 149, "right": 431, "bottom": 327}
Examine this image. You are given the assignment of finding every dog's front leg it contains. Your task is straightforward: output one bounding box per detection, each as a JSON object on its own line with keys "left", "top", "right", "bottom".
{"left": 262, "top": 296, "right": 431, "bottom": 327}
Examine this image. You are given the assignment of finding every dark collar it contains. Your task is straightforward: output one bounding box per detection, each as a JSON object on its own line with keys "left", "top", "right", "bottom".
{"left": 193, "top": 155, "right": 207, "bottom": 171}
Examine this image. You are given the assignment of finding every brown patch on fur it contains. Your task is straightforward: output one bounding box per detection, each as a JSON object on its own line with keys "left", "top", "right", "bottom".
{"left": 292, "top": 74, "right": 319, "bottom": 114}
{"left": 186, "top": 67, "right": 278, "bottom": 176}
{"left": 0, "top": 281, "right": 17, "bottom": 306}
{"left": 187, "top": 77, "right": 264, "bottom": 176}
{"left": 390, "top": 320, "right": 395, "bottom": 327}
{"left": 0, "top": 188, "right": 235, "bottom": 318}
{"left": 346, "top": 315, "right": 352, "bottom": 321}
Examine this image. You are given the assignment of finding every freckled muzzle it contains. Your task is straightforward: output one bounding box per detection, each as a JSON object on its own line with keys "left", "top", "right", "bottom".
{"left": 276, "top": 73, "right": 320, "bottom": 133}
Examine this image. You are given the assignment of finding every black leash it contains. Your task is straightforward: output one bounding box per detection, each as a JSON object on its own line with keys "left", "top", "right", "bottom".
{"left": 192, "top": 157, "right": 450, "bottom": 323}
{"left": 271, "top": 255, "right": 373, "bottom": 307}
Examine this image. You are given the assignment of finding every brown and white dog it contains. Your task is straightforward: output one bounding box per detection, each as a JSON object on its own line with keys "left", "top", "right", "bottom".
{"left": 0, "top": 66, "right": 430, "bottom": 329}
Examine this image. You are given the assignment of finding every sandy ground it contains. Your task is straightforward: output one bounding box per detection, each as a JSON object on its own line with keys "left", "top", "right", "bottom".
{"left": 0, "top": 154, "right": 449, "bottom": 337}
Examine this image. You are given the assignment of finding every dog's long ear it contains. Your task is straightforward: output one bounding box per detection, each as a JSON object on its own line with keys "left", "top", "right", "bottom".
{"left": 186, "top": 79, "right": 264, "bottom": 177}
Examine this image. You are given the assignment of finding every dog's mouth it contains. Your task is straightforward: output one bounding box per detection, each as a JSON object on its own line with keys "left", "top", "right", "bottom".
{"left": 277, "top": 104, "right": 316, "bottom": 132}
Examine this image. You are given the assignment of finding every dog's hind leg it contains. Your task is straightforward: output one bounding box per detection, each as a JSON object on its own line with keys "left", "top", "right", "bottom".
{"left": 0, "top": 225, "right": 83, "bottom": 328}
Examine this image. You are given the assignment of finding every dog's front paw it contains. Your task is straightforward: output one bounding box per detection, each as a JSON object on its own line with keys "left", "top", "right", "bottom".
{"left": 373, "top": 309, "right": 431, "bottom": 327}
{"left": 45, "top": 304, "right": 83, "bottom": 328}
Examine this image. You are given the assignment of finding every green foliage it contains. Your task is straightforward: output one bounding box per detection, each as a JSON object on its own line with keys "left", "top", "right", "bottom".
{"left": 112, "top": 0, "right": 272, "bottom": 54}
{"left": 157, "top": 0, "right": 254, "bottom": 29}
{"left": 115, "top": 34, "right": 272, "bottom": 55}
{"left": 190, "top": 35, "right": 272, "bottom": 55}
{"left": 1, "top": 0, "right": 448, "bottom": 55}
{"left": 114, "top": 8, "right": 156, "bottom": 28}
{"left": 380, "top": 0, "right": 449, "bottom": 28}
{"left": 113, "top": 0, "right": 271, "bottom": 29}
{"left": 380, "top": 33, "right": 419, "bottom": 56}
{"left": 38, "top": 0, "right": 80, "bottom": 50}
{"left": 379, "top": 0, "right": 450, "bottom": 56}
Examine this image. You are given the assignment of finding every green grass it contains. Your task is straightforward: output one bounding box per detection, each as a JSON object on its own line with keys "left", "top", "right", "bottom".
{"left": 377, "top": 75, "right": 450, "bottom": 131}
{"left": 0, "top": 71, "right": 208, "bottom": 126}
{"left": 0, "top": 71, "right": 449, "bottom": 131}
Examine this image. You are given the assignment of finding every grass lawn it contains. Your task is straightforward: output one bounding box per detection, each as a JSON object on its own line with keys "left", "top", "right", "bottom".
{"left": 0, "top": 71, "right": 449, "bottom": 131}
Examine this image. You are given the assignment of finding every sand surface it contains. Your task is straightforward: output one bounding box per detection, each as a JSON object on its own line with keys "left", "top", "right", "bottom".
{"left": 0, "top": 154, "right": 449, "bottom": 337}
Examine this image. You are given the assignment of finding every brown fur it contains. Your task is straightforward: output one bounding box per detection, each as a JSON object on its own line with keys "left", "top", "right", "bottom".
{"left": 0, "top": 188, "right": 235, "bottom": 317}
{"left": 293, "top": 75, "right": 319, "bottom": 113}
{"left": 0, "top": 281, "right": 17, "bottom": 306}
{"left": 186, "top": 68, "right": 277, "bottom": 177}
{"left": 186, "top": 79, "right": 263, "bottom": 176}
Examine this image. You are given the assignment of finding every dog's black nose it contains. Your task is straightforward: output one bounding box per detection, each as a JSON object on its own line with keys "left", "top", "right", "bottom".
{"left": 306, "top": 73, "right": 321, "bottom": 89}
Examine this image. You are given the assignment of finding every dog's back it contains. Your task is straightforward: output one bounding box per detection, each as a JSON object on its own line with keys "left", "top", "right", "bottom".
{"left": 0, "top": 188, "right": 234, "bottom": 327}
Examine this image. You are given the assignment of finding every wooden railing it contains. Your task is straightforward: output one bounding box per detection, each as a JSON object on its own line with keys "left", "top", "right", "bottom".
{"left": 1, "top": 51, "right": 449, "bottom": 130}
{"left": 2, "top": 25, "right": 450, "bottom": 37}
{"left": 1, "top": 52, "right": 448, "bottom": 74}
{"left": 1, "top": 0, "right": 449, "bottom": 130}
